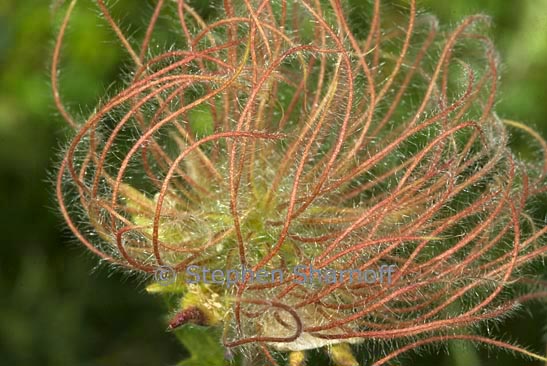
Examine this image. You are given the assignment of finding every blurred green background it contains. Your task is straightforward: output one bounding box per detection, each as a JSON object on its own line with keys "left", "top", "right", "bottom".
{"left": 0, "top": 0, "right": 546, "bottom": 365}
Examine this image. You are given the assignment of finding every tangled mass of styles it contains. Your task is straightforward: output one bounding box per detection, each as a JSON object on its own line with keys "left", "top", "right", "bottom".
{"left": 53, "top": 0, "right": 547, "bottom": 365}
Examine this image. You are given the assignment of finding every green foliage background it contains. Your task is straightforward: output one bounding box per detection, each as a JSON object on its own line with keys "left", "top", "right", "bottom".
{"left": 0, "top": 0, "right": 546, "bottom": 365}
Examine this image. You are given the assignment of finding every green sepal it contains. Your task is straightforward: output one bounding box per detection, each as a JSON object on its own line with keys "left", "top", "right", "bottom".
{"left": 174, "top": 324, "right": 231, "bottom": 366}
{"left": 146, "top": 280, "right": 187, "bottom": 294}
